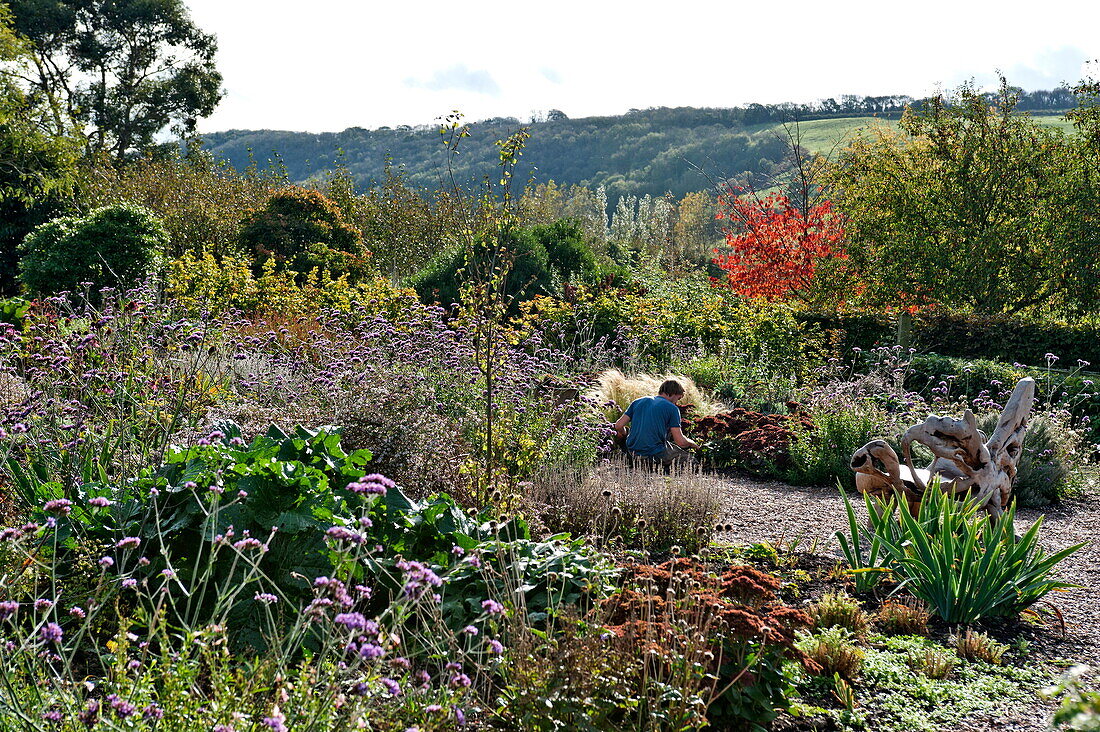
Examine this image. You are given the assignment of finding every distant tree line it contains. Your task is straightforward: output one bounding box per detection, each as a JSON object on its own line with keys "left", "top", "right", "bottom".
{"left": 199, "top": 86, "right": 1079, "bottom": 206}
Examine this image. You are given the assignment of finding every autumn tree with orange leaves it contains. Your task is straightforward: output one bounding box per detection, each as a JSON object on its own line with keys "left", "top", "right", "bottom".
{"left": 712, "top": 188, "right": 846, "bottom": 305}
{"left": 711, "top": 123, "right": 849, "bottom": 308}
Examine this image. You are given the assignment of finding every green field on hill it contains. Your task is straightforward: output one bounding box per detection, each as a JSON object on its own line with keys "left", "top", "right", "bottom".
{"left": 758, "top": 114, "right": 1075, "bottom": 157}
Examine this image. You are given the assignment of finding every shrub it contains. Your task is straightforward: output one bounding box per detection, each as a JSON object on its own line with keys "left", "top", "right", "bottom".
{"left": 408, "top": 221, "right": 606, "bottom": 310}
{"left": 166, "top": 251, "right": 421, "bottom": 318}
{"left": 809, "top": 591, "right": 870, "bottom": 637}
{"left": 976, "top": 409, "right": 1093, "bottom": 507}
{"left": 18, "top": 204, "right": 167, "bottom": 296}
{"left": 796, "top": 311, "right": 1100, "bottom": 368}
{"left": 239, "top": 186, "right": 368, "bottom": 282}
{"left": 80, "top": 149, "right": 278, "bottom": 259}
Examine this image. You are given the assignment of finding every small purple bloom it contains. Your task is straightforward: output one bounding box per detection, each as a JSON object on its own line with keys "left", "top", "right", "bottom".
{"left": 40, "top": 622, "right": 63, "bottom": 644}
{"left": 481, "top": 599, "right": 504, "bottom": 614}
{"left": 88, "top": 497, "right": 111, "bottom": 508}
{"left": 44, "top": 499, "right": 72, "bottom": 516}
{"left": 380, "top": 677, "right": 402, "bottom": 696}
{"left": 0, "top": 601, "right": 18, "bottom": 621}
{"left": 334, "top": 612, "right": 368, "bottom": 631}
{"left": 35, "top": 598, "right": 54, "bottom": 612}
{"left": 116, "top": 537, "right": 141, "bottom": 550}
{"left": 262, "top": 711, "right": 288, "bottom": 732}
{"left": 488, "top": 638, "right": 505, "bottom": 655}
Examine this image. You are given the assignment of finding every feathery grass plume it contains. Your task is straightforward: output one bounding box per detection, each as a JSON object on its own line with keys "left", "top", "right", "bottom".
{"left": 592, "top": 368, "right": 725, "bottom": 421}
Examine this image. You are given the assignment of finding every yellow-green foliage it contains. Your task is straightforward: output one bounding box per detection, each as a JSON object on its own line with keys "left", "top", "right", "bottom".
{"left": 167, "top": 252, "right": 419, "bottom": 318}
{"left": 593, "top": 368, "right": 725, "bottom": 420}
{"left": 517, "top": 271, "right": 804, "bottom": 371}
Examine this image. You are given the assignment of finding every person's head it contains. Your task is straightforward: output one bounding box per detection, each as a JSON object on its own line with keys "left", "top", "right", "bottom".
{"left": 658, "top": 379, "right": 686, "bottom": 403}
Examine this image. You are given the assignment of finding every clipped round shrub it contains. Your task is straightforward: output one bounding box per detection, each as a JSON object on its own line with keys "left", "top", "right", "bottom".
{"left": 18, "top": 204, "right": 167, "bottom": 296}
{"left": 239, "top": 186, "right": 367, "bottom": 280}
{"left": 408, "top": 220, "right": 607, "bottom": 309}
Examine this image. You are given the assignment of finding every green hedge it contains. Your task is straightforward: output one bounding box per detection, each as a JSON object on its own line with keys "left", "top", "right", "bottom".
{"left": 798, "top": 313, "right": 1100, "bottom": 368}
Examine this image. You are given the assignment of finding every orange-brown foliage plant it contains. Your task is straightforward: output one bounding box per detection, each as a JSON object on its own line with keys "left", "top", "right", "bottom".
{"left": 601, "top": 558, "right": 818, "bottom": 726}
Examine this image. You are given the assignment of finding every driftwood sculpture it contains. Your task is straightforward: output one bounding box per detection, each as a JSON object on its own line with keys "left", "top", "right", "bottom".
{"left": 850, "top": 377, "right": 1036, "bottom": 520}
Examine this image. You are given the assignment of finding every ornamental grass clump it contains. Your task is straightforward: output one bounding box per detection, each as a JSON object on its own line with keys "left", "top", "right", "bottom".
{"left": 954, "top": 629, "right": 1007, "bottom": 665}
{"left": 876, "top": 597, "right": 930, "bottom": 636}
{"left": 529, "top": 458, "right": 721, "bottom": 555}
{"left": 796, "top": 626, "right": 865, "bottom": 682}
{"left": 593, "top": 368, "right": 724, "bottom": 421}
{"left": 808, "top": 591, "right": 870, "bottom": 638}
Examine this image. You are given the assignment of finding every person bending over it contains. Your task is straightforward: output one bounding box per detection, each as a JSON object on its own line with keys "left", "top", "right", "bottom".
{"left": 613, "top": 379, "right": 699, "bottom": 466}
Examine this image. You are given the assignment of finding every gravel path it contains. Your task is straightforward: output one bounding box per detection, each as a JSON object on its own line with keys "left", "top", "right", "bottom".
{"left": 712, "top": 475, "right": 1100, "bottom": 731}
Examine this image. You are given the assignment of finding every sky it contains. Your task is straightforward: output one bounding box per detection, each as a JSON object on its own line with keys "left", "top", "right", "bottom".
{"left": 184, "top": 0, "right": 1100, "bottom": 134}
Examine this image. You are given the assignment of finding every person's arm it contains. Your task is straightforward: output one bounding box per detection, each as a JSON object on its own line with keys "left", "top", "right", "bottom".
{"left": 613, "top": 413, "right": 630, "bottom": 440}
{"left": 669, "top": 426, "right": 699, "bottom": 450}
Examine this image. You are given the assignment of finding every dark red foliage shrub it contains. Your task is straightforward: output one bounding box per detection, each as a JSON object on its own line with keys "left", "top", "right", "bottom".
{"left": 685, "top": 403, "right": 814, "bottom": 472}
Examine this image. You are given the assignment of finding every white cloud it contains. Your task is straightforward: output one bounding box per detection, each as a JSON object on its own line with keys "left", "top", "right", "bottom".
{"left": 405, "top": 65, "right": 502, "bottom": 96}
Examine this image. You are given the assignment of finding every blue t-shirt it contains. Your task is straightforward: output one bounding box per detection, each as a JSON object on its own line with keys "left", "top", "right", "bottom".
{"left": 625, "top": 396, "right": 683, "bottom": 457}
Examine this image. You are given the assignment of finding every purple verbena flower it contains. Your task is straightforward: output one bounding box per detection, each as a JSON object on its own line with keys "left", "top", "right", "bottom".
{"left": 40, "top": 622, "right": 63, "bottom": 644}
{"left": 333, "top": 612, "right": 368, "bottom": 631}
{"left": 43, "top": 499, "right": 72, "bottom": 516}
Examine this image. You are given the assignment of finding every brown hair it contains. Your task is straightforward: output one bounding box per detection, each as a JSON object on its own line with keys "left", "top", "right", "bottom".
{"left": 658, "top": 379, "right": 685, "bottom": 396}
